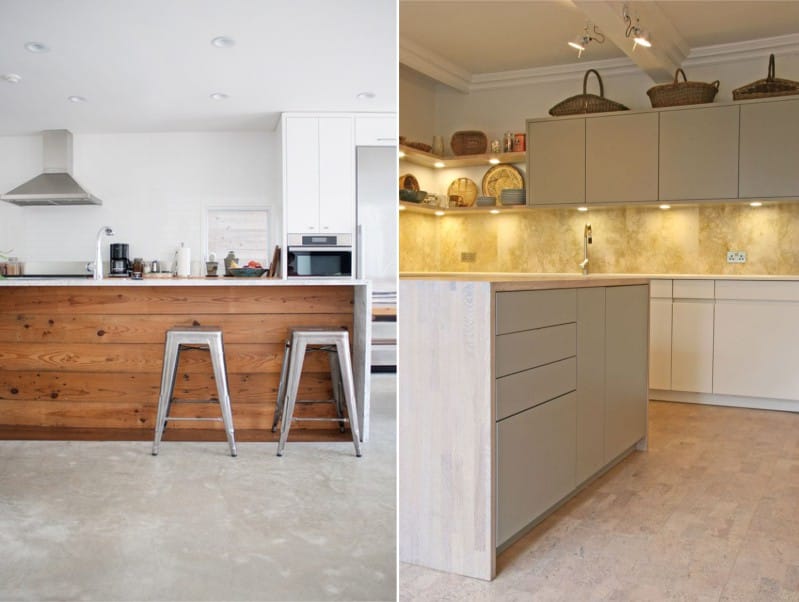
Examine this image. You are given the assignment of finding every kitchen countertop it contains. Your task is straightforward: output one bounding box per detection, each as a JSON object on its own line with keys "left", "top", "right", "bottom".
{"left": 401, "top": 272, "right": 799, "bottom": 282}
{"left": 0, "top": 277, "right": 367, "bottom": 287}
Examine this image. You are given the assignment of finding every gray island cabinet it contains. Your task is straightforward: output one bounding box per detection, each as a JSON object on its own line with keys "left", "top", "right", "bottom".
{"left": 399, "top": 275, "right": 649, "bottom": 580}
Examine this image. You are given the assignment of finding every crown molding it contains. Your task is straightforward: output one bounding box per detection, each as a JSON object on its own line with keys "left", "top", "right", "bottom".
{"left": 684, "top": 32, "right": 799, "bottom": 68}
{"left": 401, "top": 33, "right": 799, "bottom": 93}
{"left": 399, "top": 38, "right": 471, "bottom": 93}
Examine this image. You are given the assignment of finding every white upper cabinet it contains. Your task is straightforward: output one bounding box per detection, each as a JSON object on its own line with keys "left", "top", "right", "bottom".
{"left": 355, "top": 115, "right": 397, "bottom": 146}
{"left": 739, "top": 98, "right": 799, "bottom": 198}
{"left": 586, "top": 113, "right": 659, "bottom": 204}
{"left": 284, "top": 115, "right": 354, "bottom": 235}
{"left": 659, "top": 106, "right": 739, "bottom": 201}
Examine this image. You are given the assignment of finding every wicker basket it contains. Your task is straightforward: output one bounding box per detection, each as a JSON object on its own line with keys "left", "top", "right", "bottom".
{"left": 647, "top": 68, "right": 719, "bottom": 108}
{"left": 733, "top": 54, "right": 799, "bottom": 101}
{"left": 548, "top": 70, "right": 629, "bottom": 116}
{"left": 450, "top": 131, "right": 487, "bottom": 155}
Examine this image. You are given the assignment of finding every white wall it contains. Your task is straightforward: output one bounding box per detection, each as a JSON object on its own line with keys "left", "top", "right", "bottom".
{"left": 0, "top": 131, "right": 280, "bottom": 270}
{"left": 399, "top": 65, "right": 438, "bottom": 145}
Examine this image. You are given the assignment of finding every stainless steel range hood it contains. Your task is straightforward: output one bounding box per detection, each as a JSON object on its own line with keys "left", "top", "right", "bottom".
{"left": 1, "top": 130, "right": 102, "bottom": 206}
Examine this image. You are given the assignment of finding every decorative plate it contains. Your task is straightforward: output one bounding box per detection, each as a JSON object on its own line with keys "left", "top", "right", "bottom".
{"left": 399, "top": 173, "right": 419, "bottom": 192}
{"left": 447, "top": 177, "right": 478, "bottom": 207}
{"left": 481, "top": 164, "right": 524, "bottom": 198}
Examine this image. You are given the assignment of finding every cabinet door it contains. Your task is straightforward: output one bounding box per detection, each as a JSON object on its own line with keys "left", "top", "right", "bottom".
{"left": 497, "top": 392, "right": 577, "bottom": 546}
{"left": 285, "top": 117, "right": 320, "bottom": 233}
{"left": 355, "top": 115, "right": 397, "bottom": 146}
{"left": 576, "top": 287, "right": 605, "bottom": 484}
{"left": 671, "top": 300, "right": 714, "bottom": 393}
{"left": 605, "top": 285, "right": 649, "bottom": 462}
{"left": 586, "top": 113, "right": 659, "bottom": 203}
{"left": 714, "top": 300, "right": 799, "bottom": 400}
{"left": 527, "top": 118, "right": 585, "bottom": 205}
{"left": 318, "top": 117, "right": 355, "bottom": 234}
{"left": 740, "top": 99, "right": 799, "bottom": 198}
{"left": 659, "top": 106, "right": 739, "bottom": 201}
{"left": 649, "top": 298, "right": 672, "bottom": 390}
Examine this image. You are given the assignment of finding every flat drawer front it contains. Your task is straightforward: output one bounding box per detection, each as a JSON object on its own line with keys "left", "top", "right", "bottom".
{"left": 496, "top": 289, "right": 576, "bottom": 334}
{"left": 495, "top": 323, "right": 576, "bottom": 378}
{"left": 497, "top": 391, "right": 577, "bottom": 546}
{"left": 649, "top": 279, "right": 672, "bottom": 299}
{"left": 673, "top": 279, "right": 714, "bottom": 299}
{"left": 496, "top": 357, "right": 576, "bottom": 421}
{"left": 715, "top": 280, "right": 799, "bottom": 302}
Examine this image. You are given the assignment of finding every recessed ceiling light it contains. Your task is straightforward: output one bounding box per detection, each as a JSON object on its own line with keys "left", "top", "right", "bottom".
{"left": 749, "top": 201, "right": 763, "bottom": 207}
{"left": 577, "top": 206, "right": 588, "bottom": 212}
{"left": 356, "top": 92, "right": 375, "bottom": 100}
{"left": 24, "top": 41, "right": 49, "bottom": 53}
{"left": 210, "top": 92, "right": 229, "bottom": 101}
{"left": 2, "top": 73, "right": 22, "bottom": 84}
{"left": 488, "top": 158, "right": 500, "bottom": 165}
{"left": 433, "top": 161, "right": 445, "bottom": 168}
{"left": 659, "top": 204, "right": 671, "bottom": 210}
{"left": 211, "top": 36, "right": 236, "bottom": 48}
{"left": 67, "top": 95, "right": 87, "bottom": 103}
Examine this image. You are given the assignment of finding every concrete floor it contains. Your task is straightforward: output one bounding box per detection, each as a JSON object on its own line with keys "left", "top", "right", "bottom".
{"left": 400, "top": 401, "right": 799, "bottom": 601}
{"left": 0, "top": 374, "right": 397, "bottom": 602}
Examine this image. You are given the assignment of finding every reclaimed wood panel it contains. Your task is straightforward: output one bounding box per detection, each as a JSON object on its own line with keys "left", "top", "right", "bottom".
{"left": 0, "top": 286, "right": 354, "bottom": 315}
{"left": 0, "top": 285, "right": 360, "bottom": 441}
{"left": 0, "top": 313, "right": 352, "bottom": 344}
{"left": 0, "top": 371, "right": 332, "bottom": 403}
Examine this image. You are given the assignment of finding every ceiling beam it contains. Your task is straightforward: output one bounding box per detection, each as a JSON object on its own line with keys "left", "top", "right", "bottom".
{"left": 571, "top": 0, "right": 689, "bottom": 83}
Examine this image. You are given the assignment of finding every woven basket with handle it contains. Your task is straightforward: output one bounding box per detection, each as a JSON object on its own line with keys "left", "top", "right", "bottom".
{"left": 733, "top": 54, "right": 799, "bottom": 101}
{"left": 549, "top": 69, "right": 629, "bottom": 116}
{"left": 647, "top": 68, "right": 719, "bottom": 108}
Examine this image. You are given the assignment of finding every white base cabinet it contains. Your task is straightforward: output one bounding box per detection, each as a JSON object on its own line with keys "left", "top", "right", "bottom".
{"left": 650, "top": 278, "right": 799, "bottom": 409}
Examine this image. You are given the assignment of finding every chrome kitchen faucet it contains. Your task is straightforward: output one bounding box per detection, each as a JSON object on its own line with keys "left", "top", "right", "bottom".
{"left": 93, "top": 226, "right": 114, "bottom": 280}
{"left": 579, "top": 223, "right": 592, "bottom": 276}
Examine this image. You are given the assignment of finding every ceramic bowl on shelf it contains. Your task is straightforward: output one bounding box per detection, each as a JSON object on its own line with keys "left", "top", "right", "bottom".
{"left": 228, "top": 267, "right": 266, "bottom": 277}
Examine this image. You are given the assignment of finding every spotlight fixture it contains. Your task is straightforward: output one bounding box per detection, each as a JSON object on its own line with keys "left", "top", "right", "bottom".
{"left": 434, "top": 210, "right": 445, "bottom": 216}
{"left": 488, "top": 158, "right": 500, "bottom": 165}
{"left": 568, "top": 24, "right": 605, "bottom": 58}
{"left": 489, "top": 209, "right": 500, "bottom": 215}
{"left": 750, "top": 201, "right": 763, "bottom": 207}
{"left": 659, "top": 204, "right": 671, "bottom": 210}
{"left": 623, "top": 6, "right": 651, "bottom": 50}
{"left": 67, "top": 95, "right": 87, "bottom": 103}
{"left": 577, "top": 207, "right": 588, "bottom": 212}
{"left": 433, "top": 161, "right": 445, "bottom": 168}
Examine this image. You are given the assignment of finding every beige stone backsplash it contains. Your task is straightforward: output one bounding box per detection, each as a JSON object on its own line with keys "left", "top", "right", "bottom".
{"left": 400, "top": 203, "right": 799, "bottom": 275}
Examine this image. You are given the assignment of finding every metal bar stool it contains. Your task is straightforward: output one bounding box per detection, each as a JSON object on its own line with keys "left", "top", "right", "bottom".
{"left": 272, "top": 327, "right": 362, "bottom": 457}
{"left": 152, "top": 326, "right": 237, "bottom": 457}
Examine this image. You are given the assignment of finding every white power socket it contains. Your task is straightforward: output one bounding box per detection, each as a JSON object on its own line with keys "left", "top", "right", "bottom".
{"left": 727, "top": 251, "right": 747, "bottom": 263}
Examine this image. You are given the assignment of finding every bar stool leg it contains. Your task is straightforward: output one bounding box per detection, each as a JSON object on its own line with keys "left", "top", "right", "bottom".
{"left": 277, "top": 337, "right": 306, "bottom": 457}
{"left": 209, "top": 335, "right": 237, "bottom": 457}
{"left": 271, "top": 339, "right": 291, "bottom": 433}
{"left": 335, "top": 337, "right": 362, "bottom": 457}
{"left": 152, "top": 335, "right": 179, "bottom": 456}
{"left": 328, "top": 352, "right": 346, "bottom": 433}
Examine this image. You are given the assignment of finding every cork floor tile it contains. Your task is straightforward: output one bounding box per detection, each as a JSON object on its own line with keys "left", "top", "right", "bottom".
{"left": 400, "top": 401, "right": 799, "bottom": 601}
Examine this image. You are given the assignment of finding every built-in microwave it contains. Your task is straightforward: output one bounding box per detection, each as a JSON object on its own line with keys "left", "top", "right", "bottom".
{"left": 286, "top": 233, "right": 353, "bottom": 278}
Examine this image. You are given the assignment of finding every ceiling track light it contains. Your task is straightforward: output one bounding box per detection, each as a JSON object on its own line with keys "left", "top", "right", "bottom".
{"left": 568, "top": 24, "right": 605, "bottom": 58}
{"left": 623, "top": 6, "right": 652, "bottom": 50}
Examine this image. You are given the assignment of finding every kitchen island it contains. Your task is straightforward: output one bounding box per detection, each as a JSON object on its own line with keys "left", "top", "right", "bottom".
{"left": 399, "top": 274, "right": 649, "bottom": 580}
{"left": 0, "top": 278, "right": 371, "bottom": 442}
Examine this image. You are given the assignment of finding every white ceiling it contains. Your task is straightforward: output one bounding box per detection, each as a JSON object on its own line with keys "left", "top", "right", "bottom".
{"left": 400, "top": 0, "right": 799, "bottom": 89}
{"left": 0, "top": 0, "right": 397, "bottom": 135}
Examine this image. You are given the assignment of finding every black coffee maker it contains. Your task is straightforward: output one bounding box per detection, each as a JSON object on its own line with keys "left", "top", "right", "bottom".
{"left": 109, "top": 243, "right": 131, "bottom": 277}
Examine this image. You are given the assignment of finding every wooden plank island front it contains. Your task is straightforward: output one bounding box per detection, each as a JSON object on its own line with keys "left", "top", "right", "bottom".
{"left": 399, "top": 275, "right": 649, "bottom": 581}
{"left": 0, "top": 279, "right": 371, "bottom": 442}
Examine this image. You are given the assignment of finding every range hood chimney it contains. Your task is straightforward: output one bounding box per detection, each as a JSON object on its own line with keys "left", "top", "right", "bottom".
{"left": 1, "top": 130, "right": 102, "bottom": 206}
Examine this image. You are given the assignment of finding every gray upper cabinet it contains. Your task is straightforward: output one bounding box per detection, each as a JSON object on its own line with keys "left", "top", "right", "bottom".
{"left": 659, "top": 105, "right": 739, "bottom": 201}
{"left": 586, "top": 113, "right": 659, "bottom": 204}
{"left": 739, "top": 98, "right": 799, "bottom": 198}
{"left": 527, "top": 118, "right": 585, "bottom": 205}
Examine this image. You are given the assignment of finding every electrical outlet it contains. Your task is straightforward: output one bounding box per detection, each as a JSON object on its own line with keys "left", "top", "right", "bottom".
{"left": 726, "top": 251, "right": 747, "bottom": 263}
{"left": 460, "top": 251, "right": 476, "bottom": 263}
